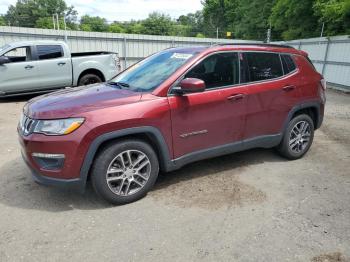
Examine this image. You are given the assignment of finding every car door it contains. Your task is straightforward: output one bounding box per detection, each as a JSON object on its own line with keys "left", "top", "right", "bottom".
{"left": 240, "top": 52, "right": 301, "bottom": 140}
{"left": 34, "top": 45, "right": 72, "bottom": 89}
{"left": 168, "top": 52, "right": 247, "bottom": 159}
{"left": 0, "top": 46, "right": 40, "bottom": 94}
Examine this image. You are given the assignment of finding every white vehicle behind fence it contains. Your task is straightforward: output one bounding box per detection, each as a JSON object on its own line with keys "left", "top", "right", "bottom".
{"left": 0, "top": 41, "right": 121, "bottom": 97}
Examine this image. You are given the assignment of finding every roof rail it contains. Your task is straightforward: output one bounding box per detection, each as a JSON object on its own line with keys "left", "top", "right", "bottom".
{"left": 213, "top": 43, "right": 294, "bottom": 49}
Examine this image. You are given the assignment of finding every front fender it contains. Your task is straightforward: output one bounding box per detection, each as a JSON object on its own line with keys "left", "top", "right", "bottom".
{"left": 79, "top": 126, "right": 175, "bottom": 191}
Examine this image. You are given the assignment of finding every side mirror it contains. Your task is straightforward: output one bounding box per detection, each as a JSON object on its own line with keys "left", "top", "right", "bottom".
{"left": 0, "top": 56, "right": 10, "bottom": 65}
{"left": 173, "top": 78, "right": 205, "bottom": 95}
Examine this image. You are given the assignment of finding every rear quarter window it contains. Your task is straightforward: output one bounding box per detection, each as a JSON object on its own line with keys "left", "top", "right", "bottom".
{"left": 281, "top": 54, "right": 297, "bottom": 74}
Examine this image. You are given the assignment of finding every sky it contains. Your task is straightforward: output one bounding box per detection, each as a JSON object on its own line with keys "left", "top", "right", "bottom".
{"left": 0, "top": 0, "right": 203, "bottom": 22}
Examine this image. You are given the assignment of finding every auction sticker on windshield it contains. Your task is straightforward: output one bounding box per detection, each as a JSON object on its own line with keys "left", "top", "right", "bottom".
{"left": 171, "top": 53, "right": 193, "bottom": 60}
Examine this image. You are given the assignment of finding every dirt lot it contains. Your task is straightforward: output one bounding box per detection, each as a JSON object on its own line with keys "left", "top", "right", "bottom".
{"left": 0, "top": 89, "right": 349, "bottom": 262}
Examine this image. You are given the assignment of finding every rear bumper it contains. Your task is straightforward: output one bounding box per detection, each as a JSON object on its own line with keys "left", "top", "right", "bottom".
{"left": 316, "top": 100, "right": 325, "bottom": 129}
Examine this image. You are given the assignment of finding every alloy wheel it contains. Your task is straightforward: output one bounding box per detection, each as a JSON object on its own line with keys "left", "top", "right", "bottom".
{"left": 106, "top": 150, "right": 151, "bottom": 196}
{"left": 289, "top": 120, "right": 311, "bottom": 154}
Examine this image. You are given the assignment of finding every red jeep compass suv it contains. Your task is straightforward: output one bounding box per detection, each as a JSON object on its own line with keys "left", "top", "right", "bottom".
{"left": 18, "top": 44, "right": 326, "bottom": 204}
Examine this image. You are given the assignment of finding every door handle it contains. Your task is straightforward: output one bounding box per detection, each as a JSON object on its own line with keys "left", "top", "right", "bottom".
{"left": 227, "top": 94, "right": 245, "bottom": 101}
{"left": 24, "top": 65, "right": 34, "bottom": 70}
{"left": 282, "top": 85, "right": 296, "bottom": 91}
{"left": 58, "top": 62, "right": 66, "bottom": 66}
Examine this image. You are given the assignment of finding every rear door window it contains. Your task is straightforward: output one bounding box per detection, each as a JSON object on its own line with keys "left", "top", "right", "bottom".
{"left": 243, "top": 52, "right": 283, "bottom": 82}
{"left": 281, "top": 54, "right": 297, "bottom": 74}
{"left": 37, "top": 45, "right": 63, "bottom": 60}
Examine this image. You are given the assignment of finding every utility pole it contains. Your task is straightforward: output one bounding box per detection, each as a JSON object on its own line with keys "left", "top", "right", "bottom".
{"left": 267, "top": 22, "right": 272, "bottom": 43}
{"left": 216, "top": 27, "right": 219, "bottom": 40}
{"left": 320, "top": 22, "right": 325, "bottom": 38}
{"left": 63, "top": 15, "right": 68, "bottom": 42}
{"left": 267, "top": 28, "right": 271, "bottom": 43}
{"left": 56, "top": 14, "right": 60, "bottom": 31}
{"left": 52, "top": 15, "right": 56, "bottom": 30}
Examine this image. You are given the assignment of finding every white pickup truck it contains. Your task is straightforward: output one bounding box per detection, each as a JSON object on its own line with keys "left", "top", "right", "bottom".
{"left": 0, "top": 41, "right": 120, "bottom": 97}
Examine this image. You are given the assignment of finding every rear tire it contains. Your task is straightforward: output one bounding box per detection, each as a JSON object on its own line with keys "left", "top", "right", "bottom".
{"left": 91, "top": 139, "right": 159, "bottom": 205}
{"left": 78, "top": 73, "right": 102, "bottom": 86}
{"left": 277, "top": 114, "right": 314, "bottom": 160}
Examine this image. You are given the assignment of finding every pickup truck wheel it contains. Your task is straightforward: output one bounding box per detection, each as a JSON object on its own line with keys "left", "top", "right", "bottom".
{"left": 91, "top": 140, "right": 159, "bottom": 205}
{"left": 78, "top": 74, "right": 102, "bottom": 86}
{"left": 277, "top": 114, "right": 314, "bottom": 160}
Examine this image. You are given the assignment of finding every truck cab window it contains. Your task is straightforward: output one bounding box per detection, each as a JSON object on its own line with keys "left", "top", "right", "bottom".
{"left": 37, "top": 45, "right": 63, "bottom": 60}
{"left": 3, "top": 47, "right": 32, "bottom": 63}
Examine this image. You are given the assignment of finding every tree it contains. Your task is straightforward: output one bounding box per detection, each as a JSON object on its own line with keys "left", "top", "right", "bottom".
{"left": 196, "top": 33, "right": 205, "bottom": 38}
{"left": 270, "top": 0, "right": 319, "bottom": 40}
{"left": 120, "top": 21, "right": 145, "bottom": 34}
{"left": 2, "top": 0, "right": 350, "bottom": 40}
{"left": 142, "top": 12, "right": 174, "bottom": 36}
{"left": 4, "top": 0, "right": 77, "bottom": 28}
{"left": 314, "top": 0, "right": 350, "bottom": 36}
{"left": 177, "top": 11, "right": 204, "bottom": 37}
{"left": 202, "top": 0, "right": 232, "bottom": 38}
{"left": 80, "top": 15, "right": 108, "bottom": 32}
{"left": 35, "top": 16, "right": 78, "bottom": 30}
{"left": 0, "top": 15, "right": 6, "bottom": 26}
{"left": 108, "top": 22, "right": 126, "bottom": 33}
{"left": 230, "top": 0, "right": 276, "bottom": 41}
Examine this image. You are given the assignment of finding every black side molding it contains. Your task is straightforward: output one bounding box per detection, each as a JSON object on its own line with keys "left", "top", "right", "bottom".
{"left": 283, "top": 101, "right": 323, "bottom": 131}
{"left": 172, "top": 134, "right": 282, "bottom": 169}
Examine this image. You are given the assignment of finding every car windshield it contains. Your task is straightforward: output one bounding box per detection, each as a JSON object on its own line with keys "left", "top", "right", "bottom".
{"left": 109, "top": 49, "right": 200, "bottom": 92}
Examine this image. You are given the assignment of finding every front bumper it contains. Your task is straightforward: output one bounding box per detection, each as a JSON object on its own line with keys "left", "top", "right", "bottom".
{"left": 21, "top": 150, "right": 85, "bottom": 192}
{"left": 18, "top": 125, "right": 92, "bottom": 193}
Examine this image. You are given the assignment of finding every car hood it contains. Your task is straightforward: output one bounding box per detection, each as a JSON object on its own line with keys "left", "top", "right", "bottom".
{"left": 24, "top": 84, "right": 142, "bottom": 119}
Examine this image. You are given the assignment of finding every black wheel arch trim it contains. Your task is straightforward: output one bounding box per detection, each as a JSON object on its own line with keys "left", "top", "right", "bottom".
{"left": 283, "top": 101, "right": 323, "bottom": 131}
{"left": 79, "top": 126, "right": 174, "bottom": 191}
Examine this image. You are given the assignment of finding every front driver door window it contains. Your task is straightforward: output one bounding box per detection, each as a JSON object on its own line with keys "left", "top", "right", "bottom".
{"left": 185, "top": 52, "right": 239, "bottom": 89}
{"left": 3, "top": 47, "right": 32, "bottom": 63}
{"left": 169, "top": 52, "right": 247, "bottom": 159}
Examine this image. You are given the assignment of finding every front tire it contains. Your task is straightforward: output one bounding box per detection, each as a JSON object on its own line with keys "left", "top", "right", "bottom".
{"left": 277, "top": 114, "right": 314, "bottom": 160}
{"left": 91, "top": 140, "right": 159, "bottom": 205}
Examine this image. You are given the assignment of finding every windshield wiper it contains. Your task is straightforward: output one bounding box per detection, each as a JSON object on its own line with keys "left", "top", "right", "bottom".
{"left": 107, "top": 81, "right": 130, "bottom": 88}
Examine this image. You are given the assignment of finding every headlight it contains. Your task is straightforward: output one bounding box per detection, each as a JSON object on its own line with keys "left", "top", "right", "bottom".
{"left": 33, "top": 118, "right": 84, "bottom": 135}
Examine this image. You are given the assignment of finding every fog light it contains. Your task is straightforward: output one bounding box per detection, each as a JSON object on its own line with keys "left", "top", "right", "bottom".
{"left": 32, "top": 153, "right": 65, "bottom": 159}
{"left": 32, "top": 153, "right": 65, "bottom": 170}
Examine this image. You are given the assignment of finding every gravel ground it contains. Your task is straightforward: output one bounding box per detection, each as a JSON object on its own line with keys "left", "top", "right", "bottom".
{"left": 0, "top": 89, "right": 349, "bottom": 262}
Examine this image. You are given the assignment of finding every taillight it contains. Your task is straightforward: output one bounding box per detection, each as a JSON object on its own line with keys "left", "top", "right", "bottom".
{"left": 320, "top": 78, "right": 327, "bottom": 90}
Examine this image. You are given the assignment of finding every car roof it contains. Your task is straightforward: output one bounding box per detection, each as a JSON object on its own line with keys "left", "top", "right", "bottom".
{"left": 207, "top": 43, "right": 305, "bottom": 56}
{"left": 168, "top": 43, "right": 305, "bottom": 56}
{"left": 215, "top": 43, "right": 294, "bottom": 49}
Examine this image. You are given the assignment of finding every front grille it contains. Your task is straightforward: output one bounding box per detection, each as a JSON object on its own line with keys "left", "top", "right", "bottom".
{"left": 20, "top": 114, "right": 37, "bottom": 136}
